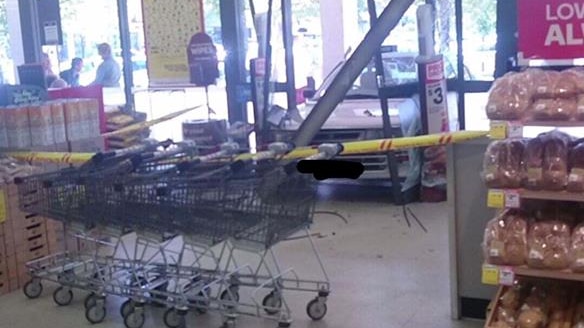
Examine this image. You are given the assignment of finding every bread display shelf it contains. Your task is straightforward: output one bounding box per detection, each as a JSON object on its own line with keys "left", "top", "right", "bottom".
{"left": 487, "top": 189, "right": 584, "bottom": 209}
{"left": 482, "top": 264, "right": 584, "bottom": 285}
{"left": 489, "top": 120, "right": 584, "bottom": 139}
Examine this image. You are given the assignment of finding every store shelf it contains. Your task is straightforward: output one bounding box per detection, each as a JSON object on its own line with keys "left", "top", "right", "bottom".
{"left": 489, "top": 120, "right": 584, "bottom": 139}
{"left": 487, "top": 188, "right": 584, "bottom": 208}
{"left": 482, "top": 264, "right": 584, "bottom": 285}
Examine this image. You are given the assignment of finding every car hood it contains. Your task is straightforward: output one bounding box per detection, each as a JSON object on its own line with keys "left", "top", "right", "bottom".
{"left": 281, "top": 97, "right": 418, "bottom": 131}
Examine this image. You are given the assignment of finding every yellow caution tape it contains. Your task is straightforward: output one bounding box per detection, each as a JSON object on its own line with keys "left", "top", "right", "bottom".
{"left": 8, "top": 151, "right": 94, "bottom": 164}
{"left": 0, "top": 190, "right": 6, "bottom": 224}
{"left": 102, "top": 105, "right": 203, "bottom": 138}
{"left": 7, "top": 130, "right": 488, "bottom": 164}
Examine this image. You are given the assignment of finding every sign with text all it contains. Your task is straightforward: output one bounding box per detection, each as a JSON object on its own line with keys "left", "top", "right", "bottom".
{"left": 518, "top": 0, "right": 584, "bottom": 60}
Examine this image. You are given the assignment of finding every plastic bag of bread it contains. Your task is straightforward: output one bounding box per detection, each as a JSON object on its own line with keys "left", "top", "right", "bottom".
{"left": 527, "top": 220, "right": 571, "bottom": 270}
{"left": 483, "top": 210, "right": 528, "bottom": 265}
{"left": 500, "top": 287, "right": 522, "bottom": 310}
{"left": 542, "top": 131, "right": 571, "bottom": 190}
{"left": 531, "top": 70, "right": 578, "bottom": 98}
{"left": 531, "top": 98, "right": 577, "bottom": 121}
{"left": 571, "top": 223, "right": 584, "bottom": 272}
{"left": 496, "top": 307, "right": 517, "bottom": 327}
{"left": 561, "top": 68, "right": 584, "bottom": 93}
{"left": 568, "top": 142, "right": 584, "bottom": 192}
{"left": 486, "top": 72, "right": 532, "bottom": 120}
{"left": 577, "top": 94, "right": 584, "bottom": 121}
{"left": 517, "top": 309, "right": 547, "bottom": 328}
{"left": 482, "top": 139, "right": 526, "bottom": 188}
{"left": 525, "top": 135, "right": 546, "bottom": 190}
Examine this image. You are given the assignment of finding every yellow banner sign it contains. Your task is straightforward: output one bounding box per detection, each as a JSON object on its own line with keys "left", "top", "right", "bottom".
{"left": 142, "top": 0, "right": 204, "bottom": 85}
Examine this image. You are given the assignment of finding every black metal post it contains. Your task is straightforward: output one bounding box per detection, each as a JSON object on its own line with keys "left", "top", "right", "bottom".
{"left": 367, "top": 0, "right": 404, "bottom": 205}
{"left": 455, "top": 0, "right": 465, "bottom": 130}
{"left": 220, "top": 0, "right": 248, "bottom": 123}
{"left": 117, "top": 0, "right": 134, "bottom": 111}
{"left": 18, "top": 0, "right": 43, "bottom": 64}
{"left": 261, "top": 0, "right": 274, "bottom": 142}
{"left": 281, "top": 0, "right": 296, "bottom": 111}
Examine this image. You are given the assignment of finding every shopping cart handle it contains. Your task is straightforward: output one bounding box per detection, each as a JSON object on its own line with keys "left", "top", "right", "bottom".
{"left": 159, "top": 139, "right": 174, "bottom": 149}
{"left": 90, "top": 151, "right": 116, "bottom": 164}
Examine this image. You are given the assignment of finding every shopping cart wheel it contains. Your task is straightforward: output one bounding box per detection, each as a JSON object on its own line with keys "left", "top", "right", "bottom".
{"left": 85, "top": 303, "right": 107, "bottom": 324}
{"left": 120, "top": 299, "right": 134, "bottom": 318}
{"left": 124, "top": 310, "right": 145, "bottom": 328}
{"left": 84, "top": 293, "right": 98, "bottom": 309}
{"left": 193, "top": 290, "right": 210, "bottom": 314}
{"left": 220, "top": 288, "right": 240, "bottom": 309}
{"left": 306, "top": 298, "right": 327, "bottom": 321}
{"left": 262, "top": 291, "right": 282, "bottom": 315}
{"left": 163, "top": 308, "right": 186, "bottom": 328}
{"left": 53, "top": 286, "right": 74, "bottom": 306}
{"left": 23, "top": 279, "right": 43, "bottom": 299}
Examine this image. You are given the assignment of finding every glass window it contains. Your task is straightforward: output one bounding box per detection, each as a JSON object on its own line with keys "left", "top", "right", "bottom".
{"left": 462, "top": 0, "right": 496, "bottom": 81}
{"left": 59, "top": 0, "right": 121, "bottom": 87}
{"left": 0, "top": 0, "right": 15, "bottom": 84}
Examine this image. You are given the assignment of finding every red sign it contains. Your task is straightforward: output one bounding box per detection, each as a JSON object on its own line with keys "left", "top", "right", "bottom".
{"left": 425, "top": 59, "right": 444, "bottom": 82}
{"left": 518, "top": 0, "right": 584, "bottom": 60}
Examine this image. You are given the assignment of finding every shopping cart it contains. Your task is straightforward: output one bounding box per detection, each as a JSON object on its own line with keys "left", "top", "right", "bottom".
{"left": 15, "top": 141, "right": 339, "bottom": 328}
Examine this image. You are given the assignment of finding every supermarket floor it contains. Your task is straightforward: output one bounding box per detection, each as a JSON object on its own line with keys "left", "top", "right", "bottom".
{"left": 0, "top": 183, "right": 483, "bottom": 328}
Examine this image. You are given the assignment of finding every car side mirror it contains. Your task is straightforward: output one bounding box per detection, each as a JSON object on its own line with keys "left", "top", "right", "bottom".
{"left": 303, "top": 89, "right": 316, "bottom": 99}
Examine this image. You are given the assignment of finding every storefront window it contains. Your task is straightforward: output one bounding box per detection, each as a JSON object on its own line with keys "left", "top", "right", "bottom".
{"left": 58, "top": 0, "right": 121, "bottom": 86}
{"left": 462, "top": 0, "right": 496, "bottom": 81}
{"left": 0, "top": 0, "right": 14, "bottom": 84}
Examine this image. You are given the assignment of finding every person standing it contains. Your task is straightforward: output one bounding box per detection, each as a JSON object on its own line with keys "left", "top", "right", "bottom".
{"left": 41, "top": 52, "right": 58, "bottom": 87}
{"left": 59, "top": 57, "right": 83, "bottom": 87}
{"left": 90, "top": 43, "right": 121, "bottom": 87}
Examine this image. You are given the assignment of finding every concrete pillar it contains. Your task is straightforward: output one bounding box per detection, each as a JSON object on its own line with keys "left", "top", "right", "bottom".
{"left": 320, "top": 0, "right": 359, "bottom": 79}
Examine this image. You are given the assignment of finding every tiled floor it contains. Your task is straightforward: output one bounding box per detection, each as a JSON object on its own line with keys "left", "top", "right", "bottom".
{"left": 0, "top": 184, "right": 484, "bottom": 328}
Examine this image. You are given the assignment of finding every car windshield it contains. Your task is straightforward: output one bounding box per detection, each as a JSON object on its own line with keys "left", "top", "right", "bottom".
{"left": 314, "top": 52, "right": 459, "bottom": 100}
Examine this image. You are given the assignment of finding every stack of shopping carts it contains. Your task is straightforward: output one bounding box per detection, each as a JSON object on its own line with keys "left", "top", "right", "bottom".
{"left": 14, "top": 140, "right": 338, "bottom": 328}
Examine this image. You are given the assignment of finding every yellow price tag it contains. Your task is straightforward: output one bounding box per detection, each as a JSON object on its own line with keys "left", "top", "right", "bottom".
{"left": 490, "top": 121, "right": 507, "bottom": 140}
{"left": 487, "top": 189, "right": 505, "bottom": 208}
{"left": 482, "top": 264, "right": 500, "bottom": 285}
{"left": 0, "top": 190, "right": 6, "bottom": 224}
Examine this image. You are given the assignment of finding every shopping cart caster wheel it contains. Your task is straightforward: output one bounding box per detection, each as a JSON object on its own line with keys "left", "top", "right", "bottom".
{"left": 124, "top": 310, "right": 145, "bottom": 328}
{"left": 262, "top": 291, "right": 282, "bottom": 315}
{"left": 220, "top": 288, "right": 240, "bottom": 308}
{"left": 84, "top": 293, "right": 102, "bottom": 309}
{"left": 120, "top": 299, "right": 134, "bottom": 318}
{"left": 23, "top": 280, "right": 43, "bottom": 299}
{"left": 85, "top": 303, "right": 107, "bottom": 324}
{"left": 163, "top": 308, "right": 186, "bottom": 328}
{"left": 306, "top": 298, "right": 327, "bottom": 321}
{"left": 53, "top": 286, "right": 74, "bottom": 306}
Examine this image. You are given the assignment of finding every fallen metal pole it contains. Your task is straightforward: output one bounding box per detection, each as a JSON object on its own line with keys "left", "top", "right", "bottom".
{"left": 293, "top": 0, "right": 415, "bottom": 146}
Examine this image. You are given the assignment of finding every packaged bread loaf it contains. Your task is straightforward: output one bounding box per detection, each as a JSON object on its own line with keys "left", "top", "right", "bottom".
{"left": 577, "top": 94, "right": 584, "bottom": 121}
{"left": 484, "top": 210, "right": 528, "bottom": 266}
{"left": 531, "top": 70, "right": 578, "bottom": 99}
{"left": 561, "top": 68, "right": 584, "bottom": 93}
{"left": 531, "top": 98, "right": 577, "bottom": 121}
{"left": 542, "top": 131, "right": 571, "bottom": 190}
{"left": 482, "top": 139, "right": 526, "bottom": 188}
{"left": 571, "top": 223, "right": 584, "bottom": 272}
{"left": 525, "top": 135, "right": 546, "bottom": 190}
{"left": 517, "top": 285, "right": 549, "bottom": 328}
{"left": 568, "top": 142, "right": 584, "bottom": 192}
{"left": 527, "top": 220, "right": 571, "bottom": 270}
{"left": 486, "top": 72, "right": 532, "bottom": 120}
